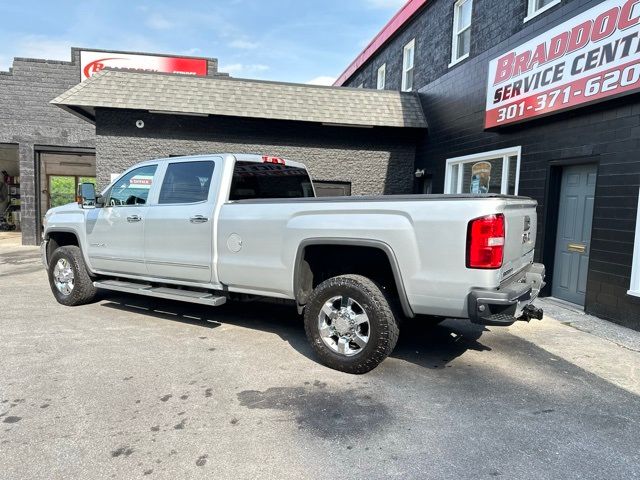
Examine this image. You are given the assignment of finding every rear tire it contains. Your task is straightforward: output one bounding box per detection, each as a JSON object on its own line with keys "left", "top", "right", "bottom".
{"left": 304, "top": 274, "right": 400, "bottom": 374}
{"left": 48, "top": 245, "right": 98, "bottom": 306}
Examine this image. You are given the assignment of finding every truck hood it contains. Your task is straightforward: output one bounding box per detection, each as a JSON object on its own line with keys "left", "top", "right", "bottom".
{"left": 44, "top": 202, "right": 83, "bottom": 224}
{"left": 46, "top": 202, "right": 82, "bottom": 216}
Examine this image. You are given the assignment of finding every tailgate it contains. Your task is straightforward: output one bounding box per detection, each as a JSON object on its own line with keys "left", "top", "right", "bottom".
{"left": 501, "top": 199, "right": 537, "bottom": 281}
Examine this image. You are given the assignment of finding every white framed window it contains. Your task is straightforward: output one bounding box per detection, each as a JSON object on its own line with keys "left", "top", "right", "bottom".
{"left": 450, "top": 0, "right": 472, "bottom": 67}
{"left": 444, "top": 147, "right": 521, "bottom": 195}
{"left": 628, "top": 189, "right": 640, "bottom": 297}
{"left": 401, "top": 39, "right": 415, "bottom": 92}
{"left": 377, "top": 63, "right": 386, "bottom": 90}
{"left": 525, "top": 0, "right": 561, "bottom": 23}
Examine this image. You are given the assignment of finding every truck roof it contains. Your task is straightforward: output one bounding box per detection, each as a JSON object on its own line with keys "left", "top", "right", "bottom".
{"left": 134, "top": 153, "right": 308, "bottom": 170}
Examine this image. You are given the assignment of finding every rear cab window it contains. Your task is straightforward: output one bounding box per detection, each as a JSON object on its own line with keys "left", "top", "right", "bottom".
{"left": 159, "top": 161, "right": 216, "bottom": 204}
{"left": 229, "top": 161, "right": 315, "bottom": 200}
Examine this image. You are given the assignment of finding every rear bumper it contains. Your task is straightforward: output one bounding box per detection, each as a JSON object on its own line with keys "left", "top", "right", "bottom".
{"left": 468, "top": 263, "right": 545, "bottom": 326}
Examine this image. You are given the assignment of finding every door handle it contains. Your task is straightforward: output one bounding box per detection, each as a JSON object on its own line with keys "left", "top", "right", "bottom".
{"left": 567, "top": 243, "right": 586, "bottom": 253}
{"left": 126, "top": 215, "right": 142, "bottom": 223}
{"left": 190, "top": 215, "right": 209, "bottom": 224}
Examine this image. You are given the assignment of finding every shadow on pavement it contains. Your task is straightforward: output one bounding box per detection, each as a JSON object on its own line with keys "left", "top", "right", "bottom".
{"left": 100, "top": 293, "right": 491, "bottom": 370}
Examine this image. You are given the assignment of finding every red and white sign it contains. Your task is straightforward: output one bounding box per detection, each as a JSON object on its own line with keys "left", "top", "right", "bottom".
{"left": 80, "top": 50, "right": 208, "bottom": 81}
{"left": 486, "top": 0, "right": 640, "bottom": 128}
{"left": 129, "top": 176, "right": 153, "bottom": 187}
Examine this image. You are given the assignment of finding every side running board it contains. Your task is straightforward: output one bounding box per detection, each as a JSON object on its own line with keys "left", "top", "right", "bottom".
{"left": 93, "top": 279, "right": 227, "bottom": 306}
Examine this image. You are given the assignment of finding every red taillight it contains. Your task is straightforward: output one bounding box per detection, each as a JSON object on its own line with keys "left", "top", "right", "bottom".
{"left": 467, "top": 214, "right": 505, "bottom": 269}
{"left": 262, "top": 155, "right": 285, "bottom": 165}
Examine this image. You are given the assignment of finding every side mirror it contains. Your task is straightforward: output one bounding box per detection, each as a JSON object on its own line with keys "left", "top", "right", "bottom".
{"left": 77, "top": 182, "right": 97, "bottom": 209}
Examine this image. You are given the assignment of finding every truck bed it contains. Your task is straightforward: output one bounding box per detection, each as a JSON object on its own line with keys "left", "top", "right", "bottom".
{"left": 217, "top": 194, "right": 538, "bottom": 318}
{"left": 230, "top": 193, "right": 533, "bottom": 204}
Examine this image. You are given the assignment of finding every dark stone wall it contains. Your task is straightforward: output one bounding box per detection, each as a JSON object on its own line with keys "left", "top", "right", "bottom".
{"left": 345, "top": 0, "right": 584, "bottom": 90}
{"left": 0, "top": 49, "right": 96, "bottom": 245}
{"left": 0, "top": 48, "right": 222, "bottom": 245}
{"left": 94, "top": 109, "right": 419, "bottom": 196}
{"left": 343, "top": 0, "right": 640, "bottom": 330}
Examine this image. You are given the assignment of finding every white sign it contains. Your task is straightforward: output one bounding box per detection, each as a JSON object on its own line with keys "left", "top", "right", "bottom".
{"left": 486, "top": 0, "right": 640, "bottom": 127}
{"left": 80, "top": 50, "right": 207, "bottom": 81}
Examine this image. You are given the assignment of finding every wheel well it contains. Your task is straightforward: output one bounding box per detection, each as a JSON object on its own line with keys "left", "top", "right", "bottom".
{"left": 46, "top": 231, "right": 79, "bottom": 262}
{"left": 296, "top": 244, "right": 402, "bottom": 308}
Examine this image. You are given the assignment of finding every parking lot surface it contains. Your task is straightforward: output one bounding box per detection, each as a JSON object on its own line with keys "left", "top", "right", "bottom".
{"left": 1, "top": 236, "right": 639, "bottom": 479}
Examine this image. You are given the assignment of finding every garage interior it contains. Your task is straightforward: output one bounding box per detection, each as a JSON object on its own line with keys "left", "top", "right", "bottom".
{"left": 0, "top": 144, "right": 20, "bottom": 232}
{"left": 35, "top": 149, "right": 96, "bottom": 231}
{"left": 39, "top": 153, "right": 96, "bottom": 211}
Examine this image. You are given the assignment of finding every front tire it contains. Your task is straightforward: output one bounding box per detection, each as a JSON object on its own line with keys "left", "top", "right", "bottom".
{"left": 304, "top": 274, "right": 400, "bottom": 374}
{"left": 48, "top": 245, "right": 98, "bottom": 306}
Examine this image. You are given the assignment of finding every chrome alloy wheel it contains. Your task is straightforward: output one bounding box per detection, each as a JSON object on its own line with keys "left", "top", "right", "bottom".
{"left": 53, "top": 258, "right": 75, "bottom": 296}
{"left": 318, "top": 296, "right": 370, "bottom": 356}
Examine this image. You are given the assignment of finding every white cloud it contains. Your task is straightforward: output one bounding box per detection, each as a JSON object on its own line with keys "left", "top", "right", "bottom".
{"left": 248, "top": 64, "right": 270, "bottom": 72}
{"left": 182, "top": 47, "right": 202, "bottom": 56}
{"left": 306, "top": 76, "right": 337, "bottom": 86}
{"left": 221, "top": 63, "right": 244, "bottom": 74}
{"left": 11, "top": 36, "right": 74, "bottom": 62}
{"left": 221, "top": 63, "right": 270, "bottom": 76}
{"left": 228, "top": 39, "right": 259, "bottom": 50}
{"left": 364, "top": 0, "right": 406, "bottom": 9}
{"left": 146, "top": 13, "right": 175, "bottom": 30}
{"left": 0, "top": 35, "right": 77, "bottom": 71}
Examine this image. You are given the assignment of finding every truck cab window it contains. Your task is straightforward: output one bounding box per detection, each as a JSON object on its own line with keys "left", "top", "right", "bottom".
{"left": 230, "top": 161, "right": 314, "bottom": 200}
{"left": 159, "top": 161, "right": 215, "bottom": 204}
{"left": 107, "top": 164, "right": 157, "bottom": 206}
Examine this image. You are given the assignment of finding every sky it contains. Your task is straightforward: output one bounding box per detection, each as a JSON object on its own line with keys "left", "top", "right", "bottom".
{"left": 0, "top": 0, "right": 406, "bottom": 85}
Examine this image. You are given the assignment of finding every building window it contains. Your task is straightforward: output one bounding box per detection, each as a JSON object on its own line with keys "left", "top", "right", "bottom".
{"left": 377, "top": 64, "right": 386, "bottom": 90}
{"left": 401, "top": 39, "right": 415, "bottom": 92}
{"left": 444, "top": 147, "right": 521, "bottom": 195}
{"left": 525, "top": 0, "right": 561, "bottom": 23}
{"left": 314, "top": 180, "right": 352, "bottom": 197}
{"left": 450, "top": 0, "right": 472, "bottom": 66}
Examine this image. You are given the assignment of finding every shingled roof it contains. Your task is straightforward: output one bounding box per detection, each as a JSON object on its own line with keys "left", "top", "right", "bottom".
{"left": 50, "top": 70, "right": 427, "bottom": 129}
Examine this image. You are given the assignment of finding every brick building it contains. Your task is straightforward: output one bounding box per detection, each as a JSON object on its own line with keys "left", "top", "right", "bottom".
{"left": 1, "top": 47, "right": 425, "bottom": 247}
{"left": 51, "top": 69, "right": 425, "bottom": 197}
{"left": 5, "top": 0, "right": 640, "bottom": 331}
{"left": 0, "top": 48, "right": 224, "bottom": 245}
{"left": 336, "top": 0, "right": 640, "bottom": 330}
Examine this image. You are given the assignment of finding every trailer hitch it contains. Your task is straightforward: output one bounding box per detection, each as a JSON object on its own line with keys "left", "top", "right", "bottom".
{"left": 520, "top": 304, "right": 544, "bottom": 322}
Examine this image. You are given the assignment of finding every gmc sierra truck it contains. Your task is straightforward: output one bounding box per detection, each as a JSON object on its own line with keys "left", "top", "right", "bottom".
{"left": 42, "top": 154, "right": 545, "bottom": 373}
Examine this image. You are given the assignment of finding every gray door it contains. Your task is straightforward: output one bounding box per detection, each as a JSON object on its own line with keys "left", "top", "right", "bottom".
{"left": 144, "top": 159, "right": 217, "bottom": 283}
{"left": 86, "top": 164, "right": 157, "bottom": 276}
{"left": 552, "top": 164, "right": 596, "bottom": 305}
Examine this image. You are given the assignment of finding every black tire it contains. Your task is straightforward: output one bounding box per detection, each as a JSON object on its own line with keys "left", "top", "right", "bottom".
{"left": 47, "top": 245, "right": 98, "bottom": 306}
{"left": 304, "top": 274, "right": 400, "bottom": 374}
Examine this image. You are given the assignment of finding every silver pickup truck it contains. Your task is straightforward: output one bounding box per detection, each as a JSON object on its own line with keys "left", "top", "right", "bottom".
{"left": 42, "top": 153, "right": 545, "bottom": 373}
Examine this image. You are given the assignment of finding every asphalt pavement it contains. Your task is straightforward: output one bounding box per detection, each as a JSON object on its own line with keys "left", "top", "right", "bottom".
{"left": 1, "top": 234, "right": 639, "bottom": 479}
